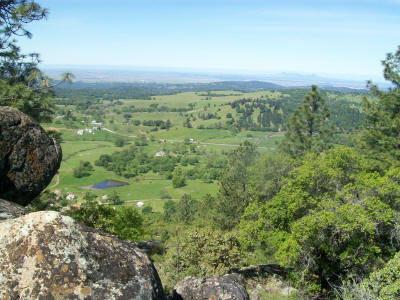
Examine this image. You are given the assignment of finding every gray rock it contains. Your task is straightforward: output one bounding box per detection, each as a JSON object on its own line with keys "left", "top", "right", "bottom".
{"left": 0, "top": 106, "right": 62, "bottom": 206}
{"left": 173, "top": 273, "right": 250, "bottom": 300}
{"left": 0, "top": 211, "right": 166, "bottom": 299}
{"left": 0, "top": 198, "right": 27, "bottom": 221}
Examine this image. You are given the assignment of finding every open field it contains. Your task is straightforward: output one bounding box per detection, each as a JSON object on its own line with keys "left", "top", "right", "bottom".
{"left": 44, "top": 88, "right": 362, "bottom": 212}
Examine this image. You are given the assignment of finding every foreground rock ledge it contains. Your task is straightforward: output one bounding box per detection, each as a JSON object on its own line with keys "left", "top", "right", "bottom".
{"left": 0, "top": 106, "right": 62, "bottom": 206}
{"left": 173, "top": 273, "right": 250, "bottom": 300}
{"left": 0, "top": 211, "right": 165, "bottom": 300}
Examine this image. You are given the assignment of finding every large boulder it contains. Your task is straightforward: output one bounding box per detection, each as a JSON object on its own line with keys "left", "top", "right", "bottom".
{"left": 173, "top": 273, "right": 250, "bottom": 300}
{"left": 0, "top": 211, "right": 165, "bottom": 299}
{"left": 0, "top": 106, "right": 62, "bottom": 206}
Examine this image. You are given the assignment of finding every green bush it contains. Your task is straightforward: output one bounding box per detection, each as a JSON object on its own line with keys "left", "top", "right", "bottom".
{"left": 159, "top": 227, "right": 242, "bottom": 287}
{"left": 240, "top": 146, "right": 400, "bottom": 295}
{"left": 67, "top": 195, "right": 144, "bottom": 242}
{"left": 114, "top": 137, "right": 126, "bottom": 147}
{"left": 73, "top": 161, "right": 94, "bottom": 178}
{"left": 163, "top": 200, "right": 176, "bottom": 222}
{"left": 172, "top": 167, "right": 186, "bottom": 188}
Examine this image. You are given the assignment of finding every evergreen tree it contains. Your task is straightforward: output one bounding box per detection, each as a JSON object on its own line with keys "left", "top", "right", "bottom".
{"left": 0, "top": 0, "right": 73, "bottom": 122}
{"left": 176, "top": 194, "right": 198, "bottom": 224}
{"left": 172, "top": 167, "right": 186, "bottom": 188}
{"left": 358, "top": 46, "right": 400, "bottom": 168}
{"left": 108, "top": 190, "right": 122, "bottom": 205}
{"left": 213, "top": 141, "right": 257, "bottom": 230}
{"left": 280, "top": 85, "right": 335, "bottom": 157}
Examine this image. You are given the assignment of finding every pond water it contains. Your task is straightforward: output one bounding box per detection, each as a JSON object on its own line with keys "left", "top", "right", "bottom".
{"left": 91, "top": 179, "right": 129, "bottom": 190}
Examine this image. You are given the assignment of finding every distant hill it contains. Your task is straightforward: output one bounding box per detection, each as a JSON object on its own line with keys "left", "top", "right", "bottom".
{"left": 192, "top": 81, "right": 283, "bottom": 91}
{"left": 58, "top": 80, "right": 283, "bottom": 91}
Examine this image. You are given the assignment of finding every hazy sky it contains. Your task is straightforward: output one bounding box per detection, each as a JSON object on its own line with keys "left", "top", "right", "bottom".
{"left": 18, "top": 0, "right": 400, "bottom": 79}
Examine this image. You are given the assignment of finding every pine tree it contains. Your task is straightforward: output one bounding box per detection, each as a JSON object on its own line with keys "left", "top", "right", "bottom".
{"left": 213, "top": 141, "right": 257, "bottom": 230}
{"left": 358, "top": 46, "right": 400, "bottom": 168}
{"left": 0, "top": 1, "right": 73, "bottom": 122}
{"left": 280, "top": 85, "right": 335, "bottom": 157}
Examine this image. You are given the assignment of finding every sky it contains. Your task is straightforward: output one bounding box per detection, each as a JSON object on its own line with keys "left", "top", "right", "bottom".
{"left": 18, "top": 0, "right": 400, "bottom": 80}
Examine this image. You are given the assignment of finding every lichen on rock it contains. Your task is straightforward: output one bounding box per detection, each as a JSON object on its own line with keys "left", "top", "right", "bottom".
{"left": 0, "top": 211, "right": 165, "bottom": 299}
{"left": 173, "top": 273, "right": 250, "bottom": 300}
{"left": 0, "top": 106, "right": 62, "bottom": 206}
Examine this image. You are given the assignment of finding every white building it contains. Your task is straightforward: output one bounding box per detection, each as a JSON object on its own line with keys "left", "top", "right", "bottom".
{"left": 136, "top": 201, "right": 144, "bottom": 207}
{"left": 155, "top": 151, "right": 166, "bottom": 157}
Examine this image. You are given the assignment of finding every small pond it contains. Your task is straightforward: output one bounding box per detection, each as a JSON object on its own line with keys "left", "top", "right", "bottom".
{"left": 91, "top": 179, "right": 129, "bottom": 190}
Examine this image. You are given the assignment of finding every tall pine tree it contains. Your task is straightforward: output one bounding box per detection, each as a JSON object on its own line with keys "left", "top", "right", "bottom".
{"left": 358, "top": 46, "right": 400, "bottom": 169}
{"left": 0, "top": 0, "right": 72, "bottom": 122}
{"left": 213, "top": 141, "right": 257, "bottom": 230}
{"left": 280, "top": 85, "right": 335, "bottom": 157}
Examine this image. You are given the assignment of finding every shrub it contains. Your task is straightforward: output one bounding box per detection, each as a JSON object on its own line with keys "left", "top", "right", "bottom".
{"left": 172, "top": 167, "right": 186, "bottom": 188}
{"left": 73, "top": 161, "right": 93, "bottom": 178}
{"left": 160, "top": 227, "right": 242, "bottom": 286}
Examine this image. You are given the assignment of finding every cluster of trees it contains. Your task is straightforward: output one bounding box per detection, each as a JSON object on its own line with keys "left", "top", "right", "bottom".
{"left": 152, "top": 50, "right": 400, "bottom": 298}
{"left": 228, "top": 98, "right": 285, "bottom": 131}
{"left": 199, "top": 91, "right": 242, "bottom": 97}
{"left": 142, "top": 119, "right": 172, "bottom": 129}
{"left": 56, "top": 85, "right": 155, "bottom": 101}
{"left": 66, "top": 192, "right": 144, "bottom": 241}
{"left": 73, "top": 161, "right": 94, "bottom": 178}
{"left": 54, "top": 97, "right": 101, "bottom": 110}
{"left": 95, "top": 146, "right": 156, "bottom": 178}
{"left": 224, "top": 91, "right": 364, "bottom": 133}
{"left": 94, "top": 143, "right": 225, "bottom": 184}
{"left": 235, "top": 52, "right": 400, "bottom": 297}
{"left": 197, "top": 112, "right": 220, "bottom": 120}
{"left": 94, "top": 144, "right": 202, "bottom": 179}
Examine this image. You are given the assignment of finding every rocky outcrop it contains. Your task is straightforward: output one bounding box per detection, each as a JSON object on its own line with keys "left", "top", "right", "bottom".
{"left": 0, "top": 106, "right": 62, "bottom": 206}
{"left": 0, "top": 211, "right": 165, "bottom": 299}
{"left": 0, "top": 198, "right": 27, "bottom": 221}
{"left": 173, "top": 273, "right": 250, "bottom": 300}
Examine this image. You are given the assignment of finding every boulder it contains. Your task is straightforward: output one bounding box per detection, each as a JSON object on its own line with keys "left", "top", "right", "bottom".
{"left": 0, "top": 198, "right": 27, "bottom": 222}
{"left": 173, "top": 273, "right": 249, "bottom": 300}
{"left": 0, "top": 106, "right": 62, "bottom": 206}
{"left": 0, "top": 211, "right": 165, "bottom": 299}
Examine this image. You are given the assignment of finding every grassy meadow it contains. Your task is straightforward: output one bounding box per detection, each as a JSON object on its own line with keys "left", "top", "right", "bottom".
{"left": 44, "top": 88, "right": 361, "bottom": 212}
